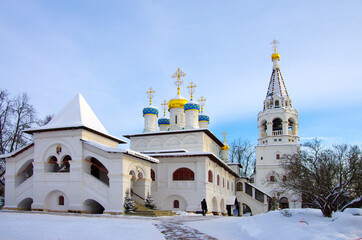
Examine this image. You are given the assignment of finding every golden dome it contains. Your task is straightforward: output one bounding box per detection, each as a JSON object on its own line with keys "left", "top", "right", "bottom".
{"left": 168, "top": 95, "right": 188, "bottom": 110}
{"left": 221, "top": 144, "right": 230, "bottom": 151}
{"left": 271, "top": 52, "right": 280, "bottom": 61}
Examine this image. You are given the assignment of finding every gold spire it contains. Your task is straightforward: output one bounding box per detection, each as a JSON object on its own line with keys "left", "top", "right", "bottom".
{"left": 161, "top": 100, "right": 168, "bottom": 116}
{"left": 198, "top": 96, "right": 206, "bottom": 112}
{"left": 171, "top": 68, "right": 186, "bottom": 95}
{"left": 146, "top": 87, "right": 155, "bottom": 105}
{"left": 187, "top": 82, "right": 197, "bottom": 100}
{"left": 271, "top": 39, "right": 280, "bottom": 61}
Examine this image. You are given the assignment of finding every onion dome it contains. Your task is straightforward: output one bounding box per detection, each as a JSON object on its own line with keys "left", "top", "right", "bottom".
{"left": 143, "top": 106, "right": 158, "bottom": 116}
{"left": 168, "top": 94, "right": 188, "bottom": 110}
{"left": 198, "top": 114, "right": 209, "bottom": 123}
{"left": 184, "top": 101, "right": 200, "bottom": 111}
{"left": 158, "top": 117, "right": 170, "bottom": 125}
{"left": 221, "top": 144, "right": 229, "bottom": 151}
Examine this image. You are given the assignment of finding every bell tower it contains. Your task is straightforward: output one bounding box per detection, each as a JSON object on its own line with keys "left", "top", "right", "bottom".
{"left": 254, "top": 40, "right": 301, "bottom": 208}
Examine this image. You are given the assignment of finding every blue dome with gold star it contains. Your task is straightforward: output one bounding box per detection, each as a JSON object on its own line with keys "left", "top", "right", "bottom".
{"left": 184, "top": 101, "right": 200, "bottom": 112}
{"left": 143, "top": 105, "right": 158, "bottom": 116}
{"left": 199, "top": 114, "right": 210, "bottom": 123}
{"left": 158, "top": 117, "right": 170, "bottom": 125}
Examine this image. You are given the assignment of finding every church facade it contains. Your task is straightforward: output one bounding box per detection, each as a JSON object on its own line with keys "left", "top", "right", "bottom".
{"left": 1, "top": 44, "right": 300, "bottom": 215}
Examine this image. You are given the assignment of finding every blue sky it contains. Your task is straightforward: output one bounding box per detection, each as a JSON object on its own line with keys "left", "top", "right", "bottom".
{"left": 1, "top": 0, "right": 361, "bottom": 147}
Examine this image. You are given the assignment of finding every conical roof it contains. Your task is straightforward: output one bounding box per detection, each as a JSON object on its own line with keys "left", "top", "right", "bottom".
{"left": 25, "top": 93, "right": 124, "bottom": 143}
{"left": 266, "top": 65, "right": 289, "bottom": 99}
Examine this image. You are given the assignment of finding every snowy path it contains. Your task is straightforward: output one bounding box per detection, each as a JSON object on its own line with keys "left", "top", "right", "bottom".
{"left": 155, "top": 215, "right": 219, "bottom": 240}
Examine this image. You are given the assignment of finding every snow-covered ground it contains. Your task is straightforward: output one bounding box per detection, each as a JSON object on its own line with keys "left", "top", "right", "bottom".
{"left": 0, "top": 209, "right": 361, "bottom": 240}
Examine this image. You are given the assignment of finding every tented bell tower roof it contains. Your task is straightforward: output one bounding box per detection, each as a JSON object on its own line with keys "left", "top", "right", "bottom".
{"left": 24, "top": 93, "right": 125, "bottom": 143}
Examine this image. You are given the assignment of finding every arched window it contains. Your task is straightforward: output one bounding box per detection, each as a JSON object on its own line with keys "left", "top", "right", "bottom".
{"left": 275, "top": 100, "right": 280, "bottom": 107}
{"left": 270, "top": 176, "right": 275, "bottom": 182}
{"left": 173, "top": 200, "right": 179, "bottom": 208}
{"left": 236, "top": 182, "right": 243, "bottom": 191}
{"left": 48, "top": 156, "right": 59, "bottom": 172}
{"left": 208, "top": 170, "right": 213, "bottom": 183}
{"left": 272, "top": 118, "right": 283, "bottom": 135}
{"left": 60, "top": 155, "right": 71, "bottom": 172}
{"left": 151, "top": 169, "right": 155, "bottom": 181}
{"left": 276, "top": 154, "right": 280, "bottom": 159}
{"left": 175, "top": 115, "right": 177, "bottom": 124}
{"left": 283, "top": 175, "right": 287, "bottom": 182}
{"left": 59, "top": 196, "right": 64, "bottom": 206}
{"left": 173, "top": 168, "right": 194, "bottom": 181}
{"left": 217, "top": 175, "right": 220, "bottom": 186}
{"left": 223, "top": 178, "right": 225, "bottom": 188}
{"left": 227, "top": 180, "right": 229, "bottom": 190}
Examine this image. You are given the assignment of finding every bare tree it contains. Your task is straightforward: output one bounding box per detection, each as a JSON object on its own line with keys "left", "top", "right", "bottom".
{"left": 229, "top": 138, "right": 255, "bottom": 177}
{"left": 278, "top": 139, "right": 362, "bottom": 217}
{"left": 0, "top": 90, "right": 52, "bottom": 190}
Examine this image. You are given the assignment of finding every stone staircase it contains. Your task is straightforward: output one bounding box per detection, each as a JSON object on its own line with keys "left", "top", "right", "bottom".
{"left": 126, "top": 202, "right": 176, "bottom": 217}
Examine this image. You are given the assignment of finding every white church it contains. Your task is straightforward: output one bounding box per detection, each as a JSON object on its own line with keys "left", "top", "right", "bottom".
{"left": 1, "top": 43, "right": 301, "bottom": 215}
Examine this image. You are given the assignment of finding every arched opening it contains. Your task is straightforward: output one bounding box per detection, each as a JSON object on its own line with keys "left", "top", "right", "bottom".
{"left": 129, "top": 169, "right": 147, "bottom": 202}
{"left": 17, "top": 198, "right": 33, "bottom": 211}
{"left": 173, "top": 168, "right": 194, "bottom": 181}
{"left": 60, "top": 155, "right": 71, "bottom": 172}
{"left": 279, "top": 197, "right": 289, "bottom": 209}
{"left": 173, "top": 200, "right": 179, "bottom": 208}
{"left": 212, "top": 197, "right": 218, "bottom": 213}
{"left": 16, "top": 160, "right": 34, "bottom": 186}
{"left": 151, "top": 169, "right": 155, "bottom": 181}
{"left": 48, "top": 156, "right": 59, "bottom": 172}
{"left": 220, "top": 199, "right": 225, "bottom": 213}
{"left": 175, "top": 115, "right": 177, "bottom": 124}
{"left": 83, "top": 199, "right": 105, "bottom": 214}
{"left": 270, "top": 176, "right": 275, "bottom": 182}
{"left": 275, "top": 100, "right": 280, "bottom": 107}
{"left": 288, "top": 118, "right": 296, "bottom": 135}
{"left": 227, "top": 180, "right": 229, "bottom": 190}
{"left": 243, "top": 203, "right": 252, "bottom": 216}
{"left": 88, "top": 157, "right": 109, "bottom": 186}
{"left": 58, "top": 196, "right": 64, "bottom": 205}
{"left": 217, "top": 175, "right": 220, "bottom": 186}
{"left": 208, "top": 170, "right": 213, "bottom": 183}
{"left": 283, "top": 175, "right": 287, "bottom": 182}
{"left": 261, "top": 120, "right": 267, "bottom": 137}
{"left": 236, "top": 182, "right": 243, "bottom": 191}
{"left": 272, "top": 118, "right": 283, "bottom": 135}
{"left": 223, "top": 178, "right": 225, "bottom": 188}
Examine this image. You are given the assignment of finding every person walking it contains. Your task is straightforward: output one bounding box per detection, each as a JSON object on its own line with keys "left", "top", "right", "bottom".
{"left": 201, "top": 199, "right": 207, "bottom": 216}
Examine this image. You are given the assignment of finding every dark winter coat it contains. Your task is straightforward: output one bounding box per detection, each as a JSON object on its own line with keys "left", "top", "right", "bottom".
{"left": 201, "top": 199, "right": 207, "bottom": 210}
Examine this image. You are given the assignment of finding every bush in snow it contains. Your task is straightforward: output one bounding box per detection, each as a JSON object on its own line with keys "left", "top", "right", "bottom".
{"left": 124, "top": 189, "right": 136, "bottom": 213}
{"left": 145, "top": 193, "right": 157, "bottom": 210}
{"left": 277, "top": 139, "right": 362, "bottom": 217}
{"left": 280, "top": 209, "right": 292, "bottom": 217}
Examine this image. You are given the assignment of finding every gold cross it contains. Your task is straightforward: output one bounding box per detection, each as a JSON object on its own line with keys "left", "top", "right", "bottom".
{"left": 187, "top": 82, "right": 197, "bottom": 100}
{"left": 221, "top": 131, "right": 227, "bottom": 144}
{"left": 171, "top": 68, "right": 186, "bottom": 95}
{"left": 271, "top": 39, "right": 279, "bottom": 53}
{"left": 146, "top": 87, "right": 155, "bottom": 105}
{"left": 198, "top": 96, "right": 206, "bottom": 112}
{"left": 161, "top": 100, "right": 168, "bottom": 116}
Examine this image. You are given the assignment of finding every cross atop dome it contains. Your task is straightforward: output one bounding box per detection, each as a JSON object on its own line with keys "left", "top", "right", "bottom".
{"left": 161, "top": 100, "right": 168, "bottom": 116}
{"left": 187, "top": 82, "right": 197, "bottom": 100}
{"left": 198, "top": 96, "right": 206, "bottom": 112}
{"left": 171, "top": 68, "right": 186, "bottom": 95}
{"left": 221, "top": 131, "right": 227, "bottom": 144}
{"left": 146, "top": 87, "right": 155, "bottom": 105}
